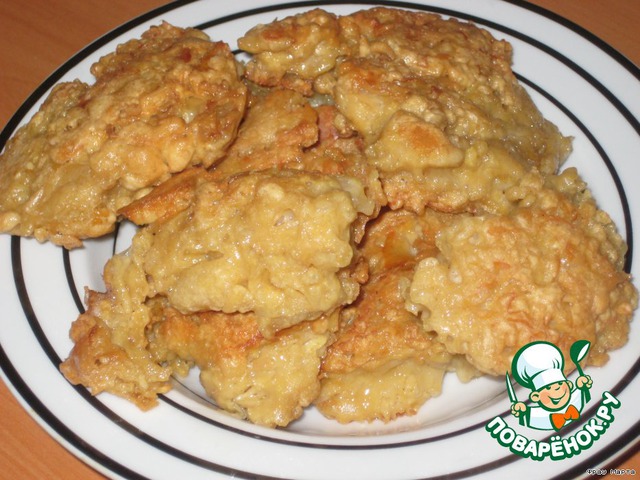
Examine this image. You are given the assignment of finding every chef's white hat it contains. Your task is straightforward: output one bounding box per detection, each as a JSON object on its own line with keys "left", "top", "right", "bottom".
{"left": 511, "top": 341, "right": 567, "bottom": 391}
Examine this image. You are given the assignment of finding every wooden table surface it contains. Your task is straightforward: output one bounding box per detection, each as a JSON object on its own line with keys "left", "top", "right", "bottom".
{"left": 0, "top": 1, "right": 638, "bottom": 479}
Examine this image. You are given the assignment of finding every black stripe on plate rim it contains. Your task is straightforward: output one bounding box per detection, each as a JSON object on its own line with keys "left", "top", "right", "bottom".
{"left": 61, "top": 221, "right": 123, "bottom": 315}
{"left": 1, "top": 0, "right": 639, "bottom": 478}
{"left": 10, "top": 236, "right": 288, "bottom": 480}
{"left": 88, "top": 67, "right": 632, "bottom": 449}
{"left": 6, "top": 237, "right": 151, "bottom": 480}
{"left": 63, "top": 247, "right": 86, "bottom": 314}
{"left": 16, "top": 234, "right": 640, "bottom": 480}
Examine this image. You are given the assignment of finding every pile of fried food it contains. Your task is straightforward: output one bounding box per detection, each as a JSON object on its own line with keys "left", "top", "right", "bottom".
{"left": 0, "top": 7, "right": 637, "bottom": 428}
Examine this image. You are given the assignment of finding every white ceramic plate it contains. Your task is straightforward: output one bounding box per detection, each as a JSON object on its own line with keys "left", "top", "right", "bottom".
{"left": 1, "top": 1, "right": 639, "bottom": 479}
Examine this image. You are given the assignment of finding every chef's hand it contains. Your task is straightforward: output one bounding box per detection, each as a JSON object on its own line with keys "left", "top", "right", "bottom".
{"left": 576, "top": 375, "right": 592, "bottom": 390}
{"left": 511, "top": 401, "right": 527, "bottom": 417}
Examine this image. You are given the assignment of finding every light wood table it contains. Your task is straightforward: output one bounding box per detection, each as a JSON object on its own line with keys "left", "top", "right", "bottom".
{"left": 0, "top": 1, "right": 638, "bottom": 479}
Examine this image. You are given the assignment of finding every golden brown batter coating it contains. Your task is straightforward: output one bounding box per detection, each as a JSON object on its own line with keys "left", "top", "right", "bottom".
{"left": 213, "top": 89, "right": 318, "bottom": 175}
{"left": 60, "top": 251, "right": 172, "bottom": 410}
{"left": 149, "top": 304, "right": 338, "bottom": 427}
{"left": 117, "top": 167, "right": 207, "bottom": 226}
{"left": 240, "top": 7, "right": 572, "bottom": 214}
{"left": 0, "top": 23, "right": 246, "bottom": 247}
{"left": 239, "top": 9, "right": 352, "bottom": 95}
{"left": 53, "top": 9, "right": 636, "bottom": 427}
{"left": 409, "top": 169, "right": 637, "bottom": 376}
{"left": 317, "top": 267, "right": 456, "bottom": 423}
{"left": 62, "top": 165, "right": 371, "bottom": 415}
{"left": 359, "top": 207, "right": 458, "bottom": 276}
{"left": 212, "top": 88, "right": 385, "bottom": 241}
{"left": 135, "top": 170, "right": 370, "bottom": 336}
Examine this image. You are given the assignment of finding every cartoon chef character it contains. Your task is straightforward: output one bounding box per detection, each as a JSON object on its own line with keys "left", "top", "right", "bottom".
{"left": 509, "top": 341, "right": 593, "bottom": 431}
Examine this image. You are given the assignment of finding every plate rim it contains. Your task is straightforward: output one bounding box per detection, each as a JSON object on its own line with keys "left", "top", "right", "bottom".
{"left": 1, "top": 1, "right": 639, "bottom": 478}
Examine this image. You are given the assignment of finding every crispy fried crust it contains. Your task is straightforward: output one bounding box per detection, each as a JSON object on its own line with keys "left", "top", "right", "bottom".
{"left": 149, "top": 304, "right": 338, "bottom": 427}
{"left": 60, "top": 253, "right": 172, "bottom": 409}
{"left": 211, "top": 88, "right": 386, "bottom": 241}
{"left": 118, "top": 167, "right": 211, "bottom": 226}
{"left": 211, "top": 89, "right": 320, "bottom": 177}
{"left": 359, "top": 207, "right": 457, "bottom": 276}
{"left": 136, "top": 170, "right": 368, "bottom": 336}
{"left": 53, "top": 8, "right": 637, "bottom": 427}
{"left": 240, "top": 7, "right": 572, "bottom": 214}
{"left": 0, "top": 23, "right": 246, "bottom": 247}
{"left": 239, "top": 9, "right": 351, "bottom": 95}
{"left": 317, "top": 268, "right": 454, "bottom": 423}
{"left": 409, "top": 170, "right": 638, "bottom": 375}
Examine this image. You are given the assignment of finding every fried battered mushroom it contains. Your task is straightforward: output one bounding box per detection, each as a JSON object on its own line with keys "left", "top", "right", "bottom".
{"left": 409, "top": 169, "right": 638, "bottom": 375}
{"left": 107, "top": 166, "right": 372, "bottom": 336}
{"left": 136, "top": 170, "right": 368, "bottom": 336}
{"left": 62, "top": 165, "right": 372, "bottom": 412}
{"left": 240, "top": 7, "right": 572, "bottom": 214}
{"left": 60, "top": 249, "right": 172, "bottom": 409}
{"left": 316, "top": 209, "right": 480, "bottom": 423}
{"left": 317, "top": 268, "right": 454, "bottom": 424}
{"left": 212, "top": 88, "right": 385, "bottom": 241}
{"left": 0, "top": 23, "right": 246, "bottom": 247}
{"left": 149, "top": 303, "right": 338, "bottom": 427}
{"left": 239, "top": 9, "right": 353, "bottom": 95}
